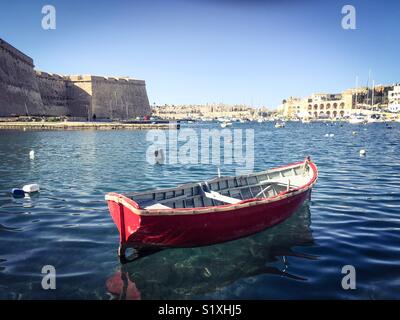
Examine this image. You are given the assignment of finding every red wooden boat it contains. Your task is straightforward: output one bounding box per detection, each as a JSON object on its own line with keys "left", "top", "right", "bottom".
{"left": 105, "top": 157, "right": 318, "bottom": 261}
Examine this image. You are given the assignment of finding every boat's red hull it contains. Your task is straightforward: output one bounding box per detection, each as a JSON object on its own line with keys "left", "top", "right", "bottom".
{"left": 106, "top": 160, "right": 318, "bottom": 260}
{"left": 107, "top": 189, "right": 311, "bottom": 249}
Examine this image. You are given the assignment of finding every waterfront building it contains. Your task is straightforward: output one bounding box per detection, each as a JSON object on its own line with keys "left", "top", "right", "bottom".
{"left": 388, "top": 85, "right": 400, "bottom": 112}
{"left": 281, "top": 92, "right": 354, "bottom": 119}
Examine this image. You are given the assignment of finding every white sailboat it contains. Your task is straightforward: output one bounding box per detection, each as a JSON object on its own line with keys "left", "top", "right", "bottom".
{"left": 348, "top": 114, "right": 366, "bottom": 124}
{"left": 220, "top": 121, "right": 232, "bottom": 128}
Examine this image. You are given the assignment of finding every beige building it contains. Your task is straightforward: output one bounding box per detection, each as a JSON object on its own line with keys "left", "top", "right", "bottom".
{"left": 281, "top": 91, "right": 355, "bottom": 119}
{"left": 388, "top": 85, "right": 400, "bottom": 112}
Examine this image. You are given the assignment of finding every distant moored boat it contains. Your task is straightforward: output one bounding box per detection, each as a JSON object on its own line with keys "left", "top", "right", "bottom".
{"left": 275, "top": 121, "right": 285, "bottom": 128}
{"left": 348, "top": 114, "right": 366, "bottom": 124}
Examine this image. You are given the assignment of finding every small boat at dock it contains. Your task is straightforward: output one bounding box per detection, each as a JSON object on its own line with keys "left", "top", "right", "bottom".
{"left": 348, "top": 114, "right": 367, "bottom": 124}
{"left": 105, "top": 157, "right": 318, "bottom": 262}
{"left": 220, "top": 122, "right": 232, "bottom": 128}
{"left": 275, "top": 121, "right": 285, "bottom": 128}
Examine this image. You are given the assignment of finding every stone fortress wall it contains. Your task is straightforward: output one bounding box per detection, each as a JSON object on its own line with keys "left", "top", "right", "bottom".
{"left": 0, "top": 39, "right": 43, "bottom": 116}
{"left": 0, "top": 38, "right": 151, "bottom": 119}
{"left": 91, "top": 76, "right": 149, "bottom": 119}
{"left": 35, "top": 71, "right": 70, "bottom": 116}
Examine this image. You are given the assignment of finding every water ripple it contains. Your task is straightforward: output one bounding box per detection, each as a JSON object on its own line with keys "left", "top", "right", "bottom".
{"left": 0, "top": 122, "right": 400, "bottom": 299}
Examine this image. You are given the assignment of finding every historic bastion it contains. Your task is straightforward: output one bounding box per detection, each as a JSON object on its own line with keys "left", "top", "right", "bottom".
{"left": 0, "top": 38, "right": 150, "bottom": 119}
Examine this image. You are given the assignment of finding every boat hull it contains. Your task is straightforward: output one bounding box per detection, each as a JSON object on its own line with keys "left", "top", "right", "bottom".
{"left": 106, "top": 188, "right": 311, "bottom": 249}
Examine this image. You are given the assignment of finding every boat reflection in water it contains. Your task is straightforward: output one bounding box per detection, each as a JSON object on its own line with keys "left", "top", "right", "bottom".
{"left": 106, "top": 204, "right": 316, "bottom": 300}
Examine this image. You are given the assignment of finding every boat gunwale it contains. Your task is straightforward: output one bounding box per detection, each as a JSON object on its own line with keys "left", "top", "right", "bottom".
{"left": 105, "top": 160, "right": 318, "bottom": 216}
{"left": 123, "top": 161, "right": 306, "bottom": 198}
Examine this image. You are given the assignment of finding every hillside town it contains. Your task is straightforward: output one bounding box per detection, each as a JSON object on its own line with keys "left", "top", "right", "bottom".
{"left": 152, "top": 84, "right": 400, "bottom": 123}
{"left": 151, "top": 104, "right": 271, "bottom": 121}
{"left": 278, "top": 84, "right": 400, "bottom": 121}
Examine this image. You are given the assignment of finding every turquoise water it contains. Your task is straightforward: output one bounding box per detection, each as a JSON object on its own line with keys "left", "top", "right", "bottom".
{"left": 0, "top": 121, "right": 399, "bottom": 299}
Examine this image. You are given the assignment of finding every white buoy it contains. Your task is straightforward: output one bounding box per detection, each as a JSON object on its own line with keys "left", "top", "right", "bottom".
{"left": 22, "top": 183, "right": 40, "bottom": 193}
{"left": 154, "top": 148, "right": 165, "bottom": 165}
{"left": 324, "top": 133, "right": 329, "bottom": 137}
{"left": 329, "top": 133, "right": 334, "bottom": 137}
{"left": 352, "top": 131, "right": 357, "bottom": 135}
{"left": 360, "top": 149, "right": 366, "bottom": 156}
{"left": 29, "top": 150, "right": 35, "bottom": 160}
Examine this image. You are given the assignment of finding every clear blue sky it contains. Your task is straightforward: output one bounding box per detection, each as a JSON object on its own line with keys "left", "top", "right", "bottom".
{"left": 1, "top": 0, "right": 399, "bottom": 108}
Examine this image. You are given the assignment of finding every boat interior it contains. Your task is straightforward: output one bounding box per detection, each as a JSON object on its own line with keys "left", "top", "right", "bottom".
{"left": 128, "top": 162, "right": 312, "bottom": 210}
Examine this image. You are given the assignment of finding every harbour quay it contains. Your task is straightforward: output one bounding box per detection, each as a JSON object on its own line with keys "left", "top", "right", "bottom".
{"left": 0, "top": 120, "right": 179, "bottom": 131}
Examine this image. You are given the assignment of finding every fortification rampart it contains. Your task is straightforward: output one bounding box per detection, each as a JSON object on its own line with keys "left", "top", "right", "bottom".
{"left": 0, "top": 38, "right": 151, "bottom": 119}
{"left": 35, "top": 71, "right": 70, "bottom": 116}
{"left": 0, "top": 39, "right": 43, "bottom": 116}
{"left": 0, "top": 39, "right": 34, "bottom": 67}
{"left": 91, "top": 77, "right": 150, "bottom": 119}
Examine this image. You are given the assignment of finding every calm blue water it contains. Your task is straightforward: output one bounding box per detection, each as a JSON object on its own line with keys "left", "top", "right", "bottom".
{"left": 0, "top": 121, "right": 399, "bottom": 299}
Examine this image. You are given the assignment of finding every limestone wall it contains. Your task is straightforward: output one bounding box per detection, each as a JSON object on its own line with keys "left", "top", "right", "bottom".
{"left": 35, "top": 71, "right": 70, "bottom": 116}
{"left": 0, "top": 38, "right": 151, "bottom": 119}
{"left": 91, "top": 77, "right": 150, "bottom": 119}
{"left": 66, "top": 75, "right": 92, "bottom": 118}
{"left": 0, "top": 39, "right": 43, "bottom": 116}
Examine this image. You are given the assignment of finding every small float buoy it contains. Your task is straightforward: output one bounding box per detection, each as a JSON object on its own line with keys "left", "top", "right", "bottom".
{"left": 352, "top": 131, "right": 357, "bottom": 135}
{"left": 154, "top": 149, "right": 165, "bottom": 165}
{"left": 203, "top": 267, "right": 212, "bottom": 278}
{"left": 29, "top": 150, "right": 35, "bottom": 160}
{"left": 329, "top": 133, "right": 334, "bottom": 137}
{"left": 359, "top": 149, "right": 366, "bottom": 156}
{"left": 324, "top": 133, "right": 329, "bottom": 137}
{"left": 11, "top": 188, "right": 25, "bottom": 198}
{"left": 22, "top": 183, "right": 40, "bottom": 193}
